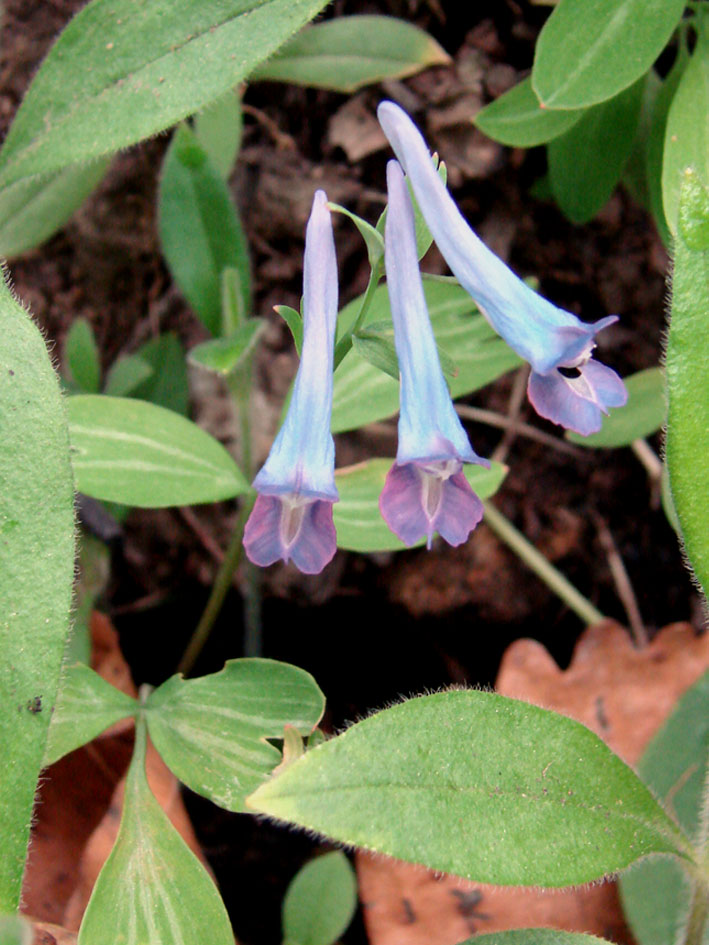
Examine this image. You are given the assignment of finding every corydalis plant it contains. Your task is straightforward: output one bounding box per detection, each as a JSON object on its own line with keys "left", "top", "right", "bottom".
{"left": 243, "top": 190, "right": 339, "bottom": 574}
{"left": 380, "top": 160, "right": 488, "bottom": 547}
{"left": 377, "top": 100, "right": 628, "bottom": 437}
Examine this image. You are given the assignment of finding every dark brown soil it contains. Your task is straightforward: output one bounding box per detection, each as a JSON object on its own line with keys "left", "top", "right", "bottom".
{"left": 1, "top": 2, "right": 702, "bottom": 943}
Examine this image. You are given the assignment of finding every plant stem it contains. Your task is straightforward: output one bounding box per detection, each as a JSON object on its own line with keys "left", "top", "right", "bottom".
{"left": 333, "top": 259, "right": 384, "bottom": 370}
{"left": 482, "top": 500, "right": 605, "bottom": 626}
{"left": 177, "top": 495, "right": 254, "bottom": 676}
{"left": 679, "top": 876, "right": 709, "bottom": 945}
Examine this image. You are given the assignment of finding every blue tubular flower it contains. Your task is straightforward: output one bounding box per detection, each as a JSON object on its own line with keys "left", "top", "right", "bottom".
{"left": 243, "top": 190, "right": 338, "bottom": 574}
{"left": 380, "top": 160, "right": 488, "bottom": 548}
{"left": 377, "top": 101, "right": 627, "bottom": 436}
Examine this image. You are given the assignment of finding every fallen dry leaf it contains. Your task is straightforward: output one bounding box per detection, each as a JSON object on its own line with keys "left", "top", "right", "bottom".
{"left": 358, "top": 620, "right": 709, "bottom": 945}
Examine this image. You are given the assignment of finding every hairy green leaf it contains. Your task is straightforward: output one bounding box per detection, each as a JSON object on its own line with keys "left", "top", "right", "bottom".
{"left": 253, "top": 15, "right": 449, "bottom": 93}
{"left": 620, "top": 671, "right": 709, "bottom": 945}
{"left": 248, "top": 690, "right": 688, "bottom": 887}
{"left": 665, "top": 169, "right": 709, "bottom": 597}
{"left": 0, "top": 0, "right": 330, "bottom": 190}
{"left": 68, "top": 394, "right": 248, "bottom": 507}
{"left": 146, "top": 659, "right": 325, "bottom": 812}
{"left": 0, "top": 275, "right": 75, "bottom": 910}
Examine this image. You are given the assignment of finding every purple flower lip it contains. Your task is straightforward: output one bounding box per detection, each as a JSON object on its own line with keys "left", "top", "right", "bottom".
{"left": 379, "top": 159, "right": 486, "bottom": 548}
{"left": 243, "top": 190, "right": 339, "bottom": 574}
{"left": 377, "top": 100, "right": 628, "bottom": 435}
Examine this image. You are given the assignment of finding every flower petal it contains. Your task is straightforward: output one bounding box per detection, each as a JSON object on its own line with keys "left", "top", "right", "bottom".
{"left": 385, "top": 159, "right": 486, "bottom": 467}
{"left": 379, "top": 461, "right": 483, "bottom": 548}
{"left": 244, "top": 494, "right": 336, "bottom": 574}
{"left": 527, "top": 359, "right": 628, "bottom": 436}
{"left": 377, "top": 101, "right": 619, "bottom": 377}
{"left": 253, "top": 189, "right": 339, "bottom": 500}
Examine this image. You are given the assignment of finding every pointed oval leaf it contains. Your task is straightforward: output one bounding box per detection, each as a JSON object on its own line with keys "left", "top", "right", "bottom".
{"left": 548, "top": 78, "right": 645, "bottom": 224}
{"left": 252, "top": 15, "right": 449, "bottom": 93}
{"left": 332, "top": 281, "right": 521, "bottom": 433}
{"left": 65, "top": 318, "right": 102, "bottom": 394}
{"left": 188, "top": 321, "right": 264, "bottom": 377}
{"left": 662, "top": 33, "right": 709, "bottom": 236}
{"left": 334, "top": 458, "right": 507, "bottom": 552}
{"left": 566, "top": 367, "right": 665, "bottom": 448}
{"left": 665, "top": 169, "right": 709, "bottom": 597}
{"left": 78, "top": 722, "right": 234, "bottom": 945}
{"left": 158, "top": 124, "right": 252, "bottom": 337}
{"left": 329, "top": 203, "right": 385, "bottom": 269}
{"left": 44, "top": 663, "right": 137, "bottom": 768}
{"left": 121, "top": 333, "right": 189, "bottom": 416}
{"left": 474, "top": 77, "right": 584, "bottom": 147}
{"left": 68, "top": 395, "right": 249, "bottom": 508}
{"left": 462, "top": 934, "right": 613, "bottom": 945}
{"left": 104, "top": 355, "right": 154, "bottom": 399}
{"left": 0, "top": 275, "right": 76, "bottom": 910}
{"left": 620, "top": 670, "right": 709, "bottom": 945}
{"left": 194, "top": 89, "right": 243, "bottom": 180}
{"left": 0, "top": 157, "right": 110, "bottom": 258}
{"left": 248, "top": 690, "right": 688, "bottom": 887}
{"left": 532, "top": 0, "right": 686, "bottom": 109}
{"left": 282, "top": 851, "right": 357, "bottom": 945}
{"left": 145, "top": 659, "right": 325, "bottom": 813}
{"left": 0, "top": 0, "right": 330, "bottom": 190}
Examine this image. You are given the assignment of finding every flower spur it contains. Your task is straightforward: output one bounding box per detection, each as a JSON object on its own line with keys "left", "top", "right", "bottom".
{"left": 379, "top": 159, "right": 488, "bottom": 548}
{"left": 243, "top": 190, "right": 339, "bottom": 574}
{"left": 377, "top": 100, "right": 627, "bottom": 436}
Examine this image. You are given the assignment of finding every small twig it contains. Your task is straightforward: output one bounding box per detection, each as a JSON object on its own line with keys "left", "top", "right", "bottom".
{"left": 110, "top": 589, "right": 168, "bottom": 616}
{"left": 631, "top": 438, "right": 664, "bottom": 508}
{"left": 491, "top": 365, "right": 530, "bottom": 463}
{"left": 593, "top": 512, "right": 649, "bottom": 647}
{"left": 177, "top": 506, "right": 225, "bottom": 565}
{"left": 242, "top": 103, "right": 296, "bottom": 150}
{"left": 455, "top": 403, "right": 583, "bottom": 457}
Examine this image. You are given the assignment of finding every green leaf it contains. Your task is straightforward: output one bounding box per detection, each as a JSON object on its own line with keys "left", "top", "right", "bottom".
{"left": 275, "top": 305, "right": 303, "bottom": 357}
{"left": 532, "top": 0, "right": 686, "bottom": 109}
{"left": 566, "top": 367, "right": 665, "bottom": 448}
{"left": 68, "top": 532, "right": 111, "bottom": 665}
{"left": 548, "top": 78, "right": 645, "bottom": 224}
{"left": 645, "top": 48, "right": 690, "bottom": 246}
{"left": 474, "top": 77, "right": 585, "bottom": 148}
{"left": 679, "top": 169, "right": 709, "bottom": 251}
{"left": 0, "top": 275, "right": 75, "bottom": 910}
{"left": 619, "top": 671, "right": 709, "bottom": 945}
{"left": 65, "top": 317, "right": 101, "bottom": 394}
{"left": 0, "top": 915, "right": 33, "bottom": 945}
{"left": 665, "top": 168, "right": 709, "bottom": 598}
{"left": 125, "top": 333, "right": 189, "bottom": 416}
{"left": 334, "top": 458, "right": 507, "bottom": 552}
{"left": 461, "top": 934, "right": 613, "bottom": 945}
{"left": 145, "top": 659, "right": 325, "bottom": 813}
{"left": 329, "top": 203, "right": 384, "bottom": 269}
{"left": 189, "top": 321, "right": 264, "bottom": 377}
{"left": 68, "top": 394, "right": 249, "bottom": 508}
{"left": 158, "top": 124, "right": 252, "bottom": 337}
{"left": 0, "top": 0, "right": 331, "bottom": 190}
{"left": 622, "top": 69, "right": 662, "bottom": 212}
{"left": 252, "top": 15, "right": 449, "bottom": 93}
{"left": 77, "top": 719, "right": 234, "bottom": 945}
{"left": 0, "top": 156, "right": 110, "bottom": 258}
{"left": 44, "top": 663, "right": 137, "bottom": 768}
{"left": 331, "top": 281, "right": 521, "bottom": 433}
{"left": 662, "top": 32, "right": 709, "bottom": 237}
{"left": 248, "top": 690, "right": 688, "bottom": 887}
{"left": 282, "top": 851, "right": 357, "bottom": 945}
{"left": 351, "top": 325, "right": 400, "bottom": 381}
{"left": 193, "top": 89, "right": 243, "bottom": 180}
{"left": 104, "top": 354, "right": 154, "bottom": 399}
